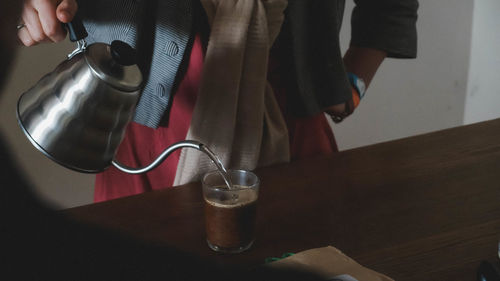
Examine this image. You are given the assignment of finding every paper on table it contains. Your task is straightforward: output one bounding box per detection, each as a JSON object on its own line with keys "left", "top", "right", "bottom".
{"left": 266, "top": 246, "right": 393, "bottom": 281}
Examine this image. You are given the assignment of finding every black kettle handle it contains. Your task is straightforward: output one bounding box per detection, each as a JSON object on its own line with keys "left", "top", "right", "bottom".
{"left": 65, "top": 14, "right": 88, "bottom": 42}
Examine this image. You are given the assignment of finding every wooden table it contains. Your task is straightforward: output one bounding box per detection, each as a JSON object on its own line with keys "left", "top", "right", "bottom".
{"left": 65, "top": 118, "right": 500, "bottom": 281}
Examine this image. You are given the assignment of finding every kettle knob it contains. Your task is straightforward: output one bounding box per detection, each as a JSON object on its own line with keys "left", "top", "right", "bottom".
{"left": 110, "top": 40, "right": 137, "bottom": 66}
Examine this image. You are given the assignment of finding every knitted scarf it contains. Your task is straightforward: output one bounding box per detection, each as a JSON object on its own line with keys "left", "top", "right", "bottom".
{"left": 174, "top": 0, "right": 289, "bottom": 185}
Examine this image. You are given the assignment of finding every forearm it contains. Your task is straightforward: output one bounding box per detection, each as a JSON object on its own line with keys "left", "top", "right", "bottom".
{"left": 343, "top": 46, "right": 387, "bottom": 88}
{"left": 325, "top": 46, "right": 386, "bottom": 120}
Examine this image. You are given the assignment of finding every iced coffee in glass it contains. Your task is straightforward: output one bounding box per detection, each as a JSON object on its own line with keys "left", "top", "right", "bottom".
{"left": 202, "top": 170, "right": 259, "bottom": 254}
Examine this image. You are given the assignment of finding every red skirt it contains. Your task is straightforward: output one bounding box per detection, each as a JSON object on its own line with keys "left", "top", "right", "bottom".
{"left": 94, "top": 34, "right": 338, "bottom": 202}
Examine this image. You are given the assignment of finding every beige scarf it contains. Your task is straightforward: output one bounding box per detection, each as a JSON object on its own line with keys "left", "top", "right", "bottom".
{"left": 173, "top": 0, "right": 290, "bottom": 186}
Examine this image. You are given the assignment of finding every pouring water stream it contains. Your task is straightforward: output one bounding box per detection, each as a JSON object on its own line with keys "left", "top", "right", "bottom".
{"left": 199, "top": 145, "right": 234, "bottom": 190}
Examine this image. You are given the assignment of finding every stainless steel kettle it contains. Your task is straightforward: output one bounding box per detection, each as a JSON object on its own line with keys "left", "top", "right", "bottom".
{"left": 17, "top": 20, "right": 203, "bottom": 174}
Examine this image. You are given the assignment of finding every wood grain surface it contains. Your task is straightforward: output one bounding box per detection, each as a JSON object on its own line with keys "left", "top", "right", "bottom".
{"left": 65, "top": 118, "right": 500, "bottom": 281}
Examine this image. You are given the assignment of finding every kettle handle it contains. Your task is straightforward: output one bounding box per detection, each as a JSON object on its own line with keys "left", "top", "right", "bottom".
{"left": 65, "top": 14, "right": 88, "bottom": 42}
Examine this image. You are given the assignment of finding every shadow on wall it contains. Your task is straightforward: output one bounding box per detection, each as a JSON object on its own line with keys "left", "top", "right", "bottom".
{"left": 0, "top": 40, "right": 95, "bottom": 209}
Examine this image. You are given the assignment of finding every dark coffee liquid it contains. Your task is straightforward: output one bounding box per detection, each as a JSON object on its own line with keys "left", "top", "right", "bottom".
{"left": 204, "top": 191, "right": 257, "bottom": 250}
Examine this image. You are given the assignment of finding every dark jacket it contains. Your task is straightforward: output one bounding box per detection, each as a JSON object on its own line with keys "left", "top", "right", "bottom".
{"left": 79, "top": 0, "right": 418, "bottom": 128}
{"left": 281, "top": 0, "right": 418, "bottom": 116}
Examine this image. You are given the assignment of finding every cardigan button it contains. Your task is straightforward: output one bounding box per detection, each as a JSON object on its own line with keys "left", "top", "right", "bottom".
{"left": 164, "top": 41, "right": 179, "bottom": 57}
{"left": 156, "top": 84, "right": 166, "bottom": 98}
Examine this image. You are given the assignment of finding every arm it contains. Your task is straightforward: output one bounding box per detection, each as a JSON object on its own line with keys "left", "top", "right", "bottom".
{"left": 325, "top": 46, "right": 386, "bottom": 117}
{"left": 343, "top": 46, "right": 387, "bottom": 89}
{"left": 326, "top": 0, "right": 418, "bottom": 120}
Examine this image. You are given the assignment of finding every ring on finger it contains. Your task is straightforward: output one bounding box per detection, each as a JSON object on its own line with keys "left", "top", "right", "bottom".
{"left": 16, "top": 23, "right": 26, "bottom": 30}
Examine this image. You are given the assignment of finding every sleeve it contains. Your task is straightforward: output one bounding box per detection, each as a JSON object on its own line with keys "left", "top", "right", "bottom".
{"left": 350, "top": 0, "right": 419, "bottom": 58}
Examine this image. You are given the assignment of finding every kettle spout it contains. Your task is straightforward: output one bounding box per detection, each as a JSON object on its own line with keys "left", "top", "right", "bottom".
{"left": 111, "top": 140, "right": 204, "bottom": 174}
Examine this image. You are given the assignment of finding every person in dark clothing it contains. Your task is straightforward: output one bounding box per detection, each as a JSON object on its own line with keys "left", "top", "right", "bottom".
{"left": 16, "top": 0, "right": 419, "bottom": 202}
{"left": 5, "top": 0, "right": 419, "bottom": 279}
{"left": 1, "top": 2, "right": 323, "bottom": 280}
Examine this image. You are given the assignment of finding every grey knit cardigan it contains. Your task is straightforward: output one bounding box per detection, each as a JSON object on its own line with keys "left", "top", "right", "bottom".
{"left": 78, "top": 0, "right": 418, "bottom": 128}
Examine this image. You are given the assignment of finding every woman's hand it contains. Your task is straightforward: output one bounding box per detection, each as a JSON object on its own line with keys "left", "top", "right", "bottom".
{"left": 18, "top": 0, "right": 78, "bottom": 46}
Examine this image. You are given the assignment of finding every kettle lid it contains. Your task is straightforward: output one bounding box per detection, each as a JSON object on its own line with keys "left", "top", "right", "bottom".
{"left": 85, "top": 40, "right": 143, "bottom": 91}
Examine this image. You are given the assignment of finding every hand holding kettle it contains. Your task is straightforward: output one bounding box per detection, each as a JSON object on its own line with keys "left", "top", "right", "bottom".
{"left": 17, "top": 0, "right": 78, "bottom": 46}
{"left": 16, "top": 6, "right": 207, "bottom": 174}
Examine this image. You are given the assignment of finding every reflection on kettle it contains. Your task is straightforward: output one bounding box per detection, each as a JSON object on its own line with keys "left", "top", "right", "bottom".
{"left": 17, "top": 19, "right": 204, "bottom": 174}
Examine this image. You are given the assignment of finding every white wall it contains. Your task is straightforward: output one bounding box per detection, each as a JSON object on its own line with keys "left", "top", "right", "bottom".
{"left": 464, "top": 0, "right": 500, "bottom": 124}
{"left": 1, "top": 0, "right": 498, "bottom": 209}
{"left": 333, "top": 0, "right": 475, "bottom": 150}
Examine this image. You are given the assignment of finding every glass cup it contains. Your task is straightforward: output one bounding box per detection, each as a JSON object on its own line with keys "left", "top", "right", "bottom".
{"left": 202, "top": 169, "right": 260, "bottom": 254}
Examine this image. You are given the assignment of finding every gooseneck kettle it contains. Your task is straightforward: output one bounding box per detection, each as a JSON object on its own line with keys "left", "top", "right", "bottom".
{"left": 17, "top": 18, "right": 203, "bottom": 174}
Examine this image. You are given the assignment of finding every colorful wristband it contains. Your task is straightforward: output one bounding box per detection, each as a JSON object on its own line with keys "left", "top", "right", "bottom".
{"left": 347, "top": 72, "right": 366, "bottom": 100}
